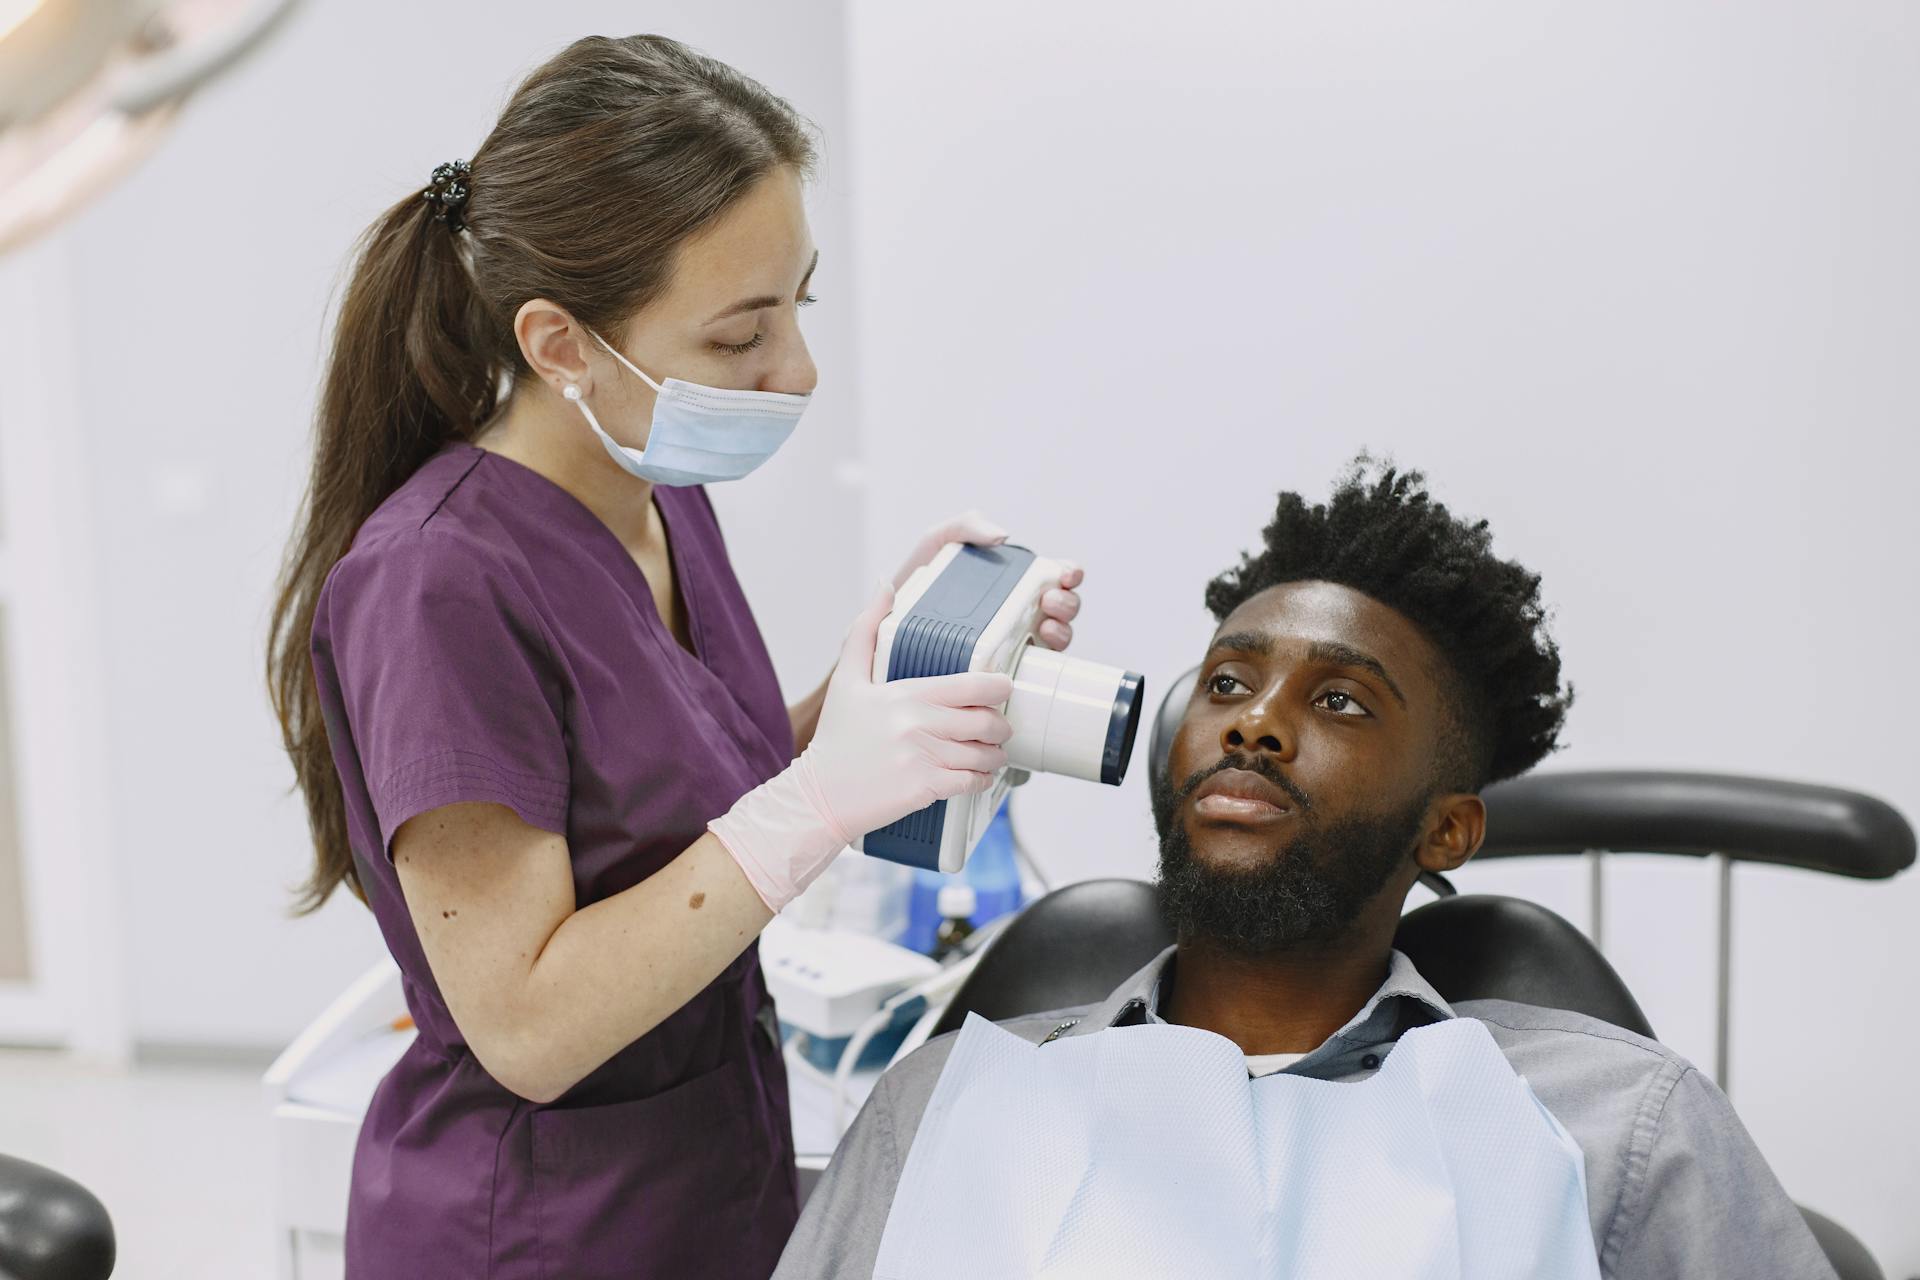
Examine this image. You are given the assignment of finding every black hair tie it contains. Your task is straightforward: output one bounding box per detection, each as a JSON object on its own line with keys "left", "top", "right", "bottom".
{"left": 423, "top": 159, "right": 472, "bottom": 232}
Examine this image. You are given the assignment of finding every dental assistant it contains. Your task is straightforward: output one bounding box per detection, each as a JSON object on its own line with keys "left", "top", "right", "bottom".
{"left": 266, "top": 35, "right": 1081, "bottom": 1280}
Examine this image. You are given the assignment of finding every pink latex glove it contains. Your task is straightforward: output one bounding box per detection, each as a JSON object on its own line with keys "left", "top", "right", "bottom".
{"left": 710, "top": 582, "right": 1014, "bottom": 912}
{"left": 892, "top": 511, "right": 1085, "bottom": 652}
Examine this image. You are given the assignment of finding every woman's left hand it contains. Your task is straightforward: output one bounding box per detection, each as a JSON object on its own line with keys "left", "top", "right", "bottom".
{"left": 1032, "top": 561, "right": 1082, "bottom": 651}
{"left": 890, "top": 510, "right": 1083, "bottom": 652}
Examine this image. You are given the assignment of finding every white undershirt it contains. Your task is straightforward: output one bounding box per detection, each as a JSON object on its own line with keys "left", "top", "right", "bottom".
{"left": 1146, "top": 976, "right": 1311, "bottom": 1078}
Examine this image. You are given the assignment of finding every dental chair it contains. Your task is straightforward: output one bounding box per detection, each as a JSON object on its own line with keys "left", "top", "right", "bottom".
{"left": 0, "top": 1154, "right": 115, "bottom": 1280}
{"left": 923, "top": 666, "right": 1914, "bottom": 1280}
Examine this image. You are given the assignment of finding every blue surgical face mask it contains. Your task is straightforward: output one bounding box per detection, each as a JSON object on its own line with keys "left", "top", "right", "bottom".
{"left": 562, "top": 329, "right": 810, "bottom": 486}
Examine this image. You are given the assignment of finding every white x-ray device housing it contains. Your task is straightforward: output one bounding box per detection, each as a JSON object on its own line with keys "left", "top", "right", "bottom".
{"left": 853, "top": 542, "right": 1145, "bottom": 874}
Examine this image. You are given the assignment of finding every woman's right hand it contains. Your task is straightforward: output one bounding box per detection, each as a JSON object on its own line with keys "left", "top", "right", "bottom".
{"left": 708, "top": 583, "right": 1012, "bottom": 912}
{"left": 805, "top": 581, "right": 1012, "bottom": 835}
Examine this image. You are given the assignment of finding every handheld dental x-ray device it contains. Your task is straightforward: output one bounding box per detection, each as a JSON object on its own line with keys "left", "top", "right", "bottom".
{"left": 854, "top": 543, "right": 1146, "bottom": 873}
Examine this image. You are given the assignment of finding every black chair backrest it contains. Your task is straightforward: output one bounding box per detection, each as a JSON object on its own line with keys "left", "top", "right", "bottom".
{"left": 936, "top": 878, "right": 1654, "bottom": 1039}
{"left": 0, "top": 1153, "right": 116, "bottom": 1280}
{"left": 930, "top": 879, "right": 1172, "bottom": 1038}
{"left": 1395, "top": 894, "right": 1653, "bottom": 1036}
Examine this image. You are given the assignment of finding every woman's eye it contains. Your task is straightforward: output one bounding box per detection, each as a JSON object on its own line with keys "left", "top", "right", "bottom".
{"left": 713, "top": 333, "right": 765, "bottom": 355}
{"left": 1316, "top": 689, "right": 1369, "bottom": 717}
{"left": 797, "top": 293, "right": 819, "bottom": 307}
{"left": 1206, "top": 673, "right": 1246, "bottom": 696}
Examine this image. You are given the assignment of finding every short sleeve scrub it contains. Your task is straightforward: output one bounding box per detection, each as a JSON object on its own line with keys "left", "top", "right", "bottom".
{"left": 311, "top": 443, "right": 801, "bottom": 1279}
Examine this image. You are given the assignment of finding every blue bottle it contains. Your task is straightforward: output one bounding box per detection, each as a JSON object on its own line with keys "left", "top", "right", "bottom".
{"left": 901, "top": 799, "right": 1025, "bottom": 955}
{"left": 965, "top": 799, "right": 1024, "bottom": 932}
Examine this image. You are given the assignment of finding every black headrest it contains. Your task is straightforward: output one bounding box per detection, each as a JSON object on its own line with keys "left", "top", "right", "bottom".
{"left": 1146, "top": 665, "right": 1197, "bottom": 794}
{"left": 930, "top": 879, "right": 1173, "bottom": 1039}
{"left": 1151, "top": 664, "right": 1915, "bottom": 880}
{"left": 1480, "top": 770, "right": 1915, "bottom": 879}
{"left": 936, "top": 879, "right": 1654, "bottom": 1040}
{"left": 1394, "top": 895, "right": 1654, "bottom": 1037}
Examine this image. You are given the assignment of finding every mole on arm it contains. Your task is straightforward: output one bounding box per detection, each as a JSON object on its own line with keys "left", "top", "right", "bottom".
{"left": 688, "top": 892, "right": 706, "bottom": 910}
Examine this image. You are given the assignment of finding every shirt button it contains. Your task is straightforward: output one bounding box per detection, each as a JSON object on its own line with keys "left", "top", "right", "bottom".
{"left": 1360, "top": 1053, "right": 1382, "bottom": 1070}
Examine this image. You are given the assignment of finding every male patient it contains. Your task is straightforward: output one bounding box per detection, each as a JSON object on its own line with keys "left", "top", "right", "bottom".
{"left": 775, "top": 461, "right": 1836, "bottom": 1280}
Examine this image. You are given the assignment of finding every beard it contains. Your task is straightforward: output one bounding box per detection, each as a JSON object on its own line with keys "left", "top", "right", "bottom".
{"left": 1151, "top": 754, "right": 1429, "bottom": 954}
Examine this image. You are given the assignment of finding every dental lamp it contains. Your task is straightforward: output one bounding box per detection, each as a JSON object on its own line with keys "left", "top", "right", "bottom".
{"left": 0, "top": 0, "right": 300, "bottom": 255}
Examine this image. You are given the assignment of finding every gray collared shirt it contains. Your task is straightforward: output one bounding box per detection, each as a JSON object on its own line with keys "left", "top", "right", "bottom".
{"left": 773, "top": 946, "right": 1837, "bottom": 1279}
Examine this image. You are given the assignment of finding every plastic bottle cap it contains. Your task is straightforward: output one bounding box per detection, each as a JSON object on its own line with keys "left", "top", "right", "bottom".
{"left": 937, "top": 883, "right": 977, "bottom": 919}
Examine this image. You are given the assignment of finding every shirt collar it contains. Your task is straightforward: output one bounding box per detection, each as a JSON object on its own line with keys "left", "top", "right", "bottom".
{"left": 1055, "top": 945, "right": 1455, "bottom": 1074}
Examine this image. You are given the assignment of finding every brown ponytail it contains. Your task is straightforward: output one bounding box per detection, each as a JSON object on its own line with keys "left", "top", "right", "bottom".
{"left": 268, "top": 34, "right": 816, "bottom": 912}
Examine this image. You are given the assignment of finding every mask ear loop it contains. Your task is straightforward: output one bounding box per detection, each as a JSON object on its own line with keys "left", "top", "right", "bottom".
{"left": 588, "top": 329, "right": 667, "bottom": 394}
{"left": 563, "top": 382, "right": 642, "bottom": 459}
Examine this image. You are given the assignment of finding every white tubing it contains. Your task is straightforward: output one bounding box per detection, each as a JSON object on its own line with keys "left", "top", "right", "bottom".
{"left": 830, "top": 949, "right": 980, "bottom": 1135}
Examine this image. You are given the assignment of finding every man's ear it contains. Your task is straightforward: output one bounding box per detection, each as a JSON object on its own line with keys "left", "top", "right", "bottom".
{"left": 515, "top": 299, "right": 593, "bottom": 396}
{"left": 1415, "top": 793, "right": 1486, "bottom": 874}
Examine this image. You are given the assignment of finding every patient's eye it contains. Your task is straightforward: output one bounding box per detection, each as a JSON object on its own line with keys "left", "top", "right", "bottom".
{"left": 1315, "top": 689, "right": 1370, "bottom": 717}
{"left": 1206, "top": 672, "right": 1247, "bottom": 696}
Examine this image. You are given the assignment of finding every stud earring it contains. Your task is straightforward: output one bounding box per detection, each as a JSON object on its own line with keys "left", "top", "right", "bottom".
{"left": 563, "top": 384, "right": 582, "bottom": 401}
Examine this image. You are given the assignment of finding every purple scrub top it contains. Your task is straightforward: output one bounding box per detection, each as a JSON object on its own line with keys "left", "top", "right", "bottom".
{"left": 311, "top": 443, "right": 801, "bottom": 1279}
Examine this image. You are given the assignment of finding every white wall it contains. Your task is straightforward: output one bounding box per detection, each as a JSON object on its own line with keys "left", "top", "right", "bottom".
{"left": 0, "top": 0, "right": 858, "bottom": 1052}
{"left": 845, "top": 0, "right": 1920, "bottom": 1268}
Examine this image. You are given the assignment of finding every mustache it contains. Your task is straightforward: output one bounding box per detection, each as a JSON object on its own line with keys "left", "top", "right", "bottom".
{"left": 1175, "top": 753, "right": 1312, "bottom": 813}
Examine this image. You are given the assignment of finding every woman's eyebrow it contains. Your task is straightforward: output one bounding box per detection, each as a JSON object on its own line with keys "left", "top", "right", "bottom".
{"left": 1307, "top": 640, "right": 1407, "bottom": 707}
{"left": 704, "top": 250, "right": 820, "bottom": 323}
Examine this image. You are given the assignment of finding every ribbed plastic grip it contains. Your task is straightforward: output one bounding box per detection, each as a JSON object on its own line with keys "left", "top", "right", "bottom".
{"left": 887, "top": 616, "right": 982, "bottom": 683}
{"left": 865, "top": 544, "right": 1037, "bottom": 870}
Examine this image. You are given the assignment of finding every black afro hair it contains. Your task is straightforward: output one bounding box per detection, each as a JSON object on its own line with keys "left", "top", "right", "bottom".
{"left": 1204, "top": 456, "right": 1572, "bottom": 791}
